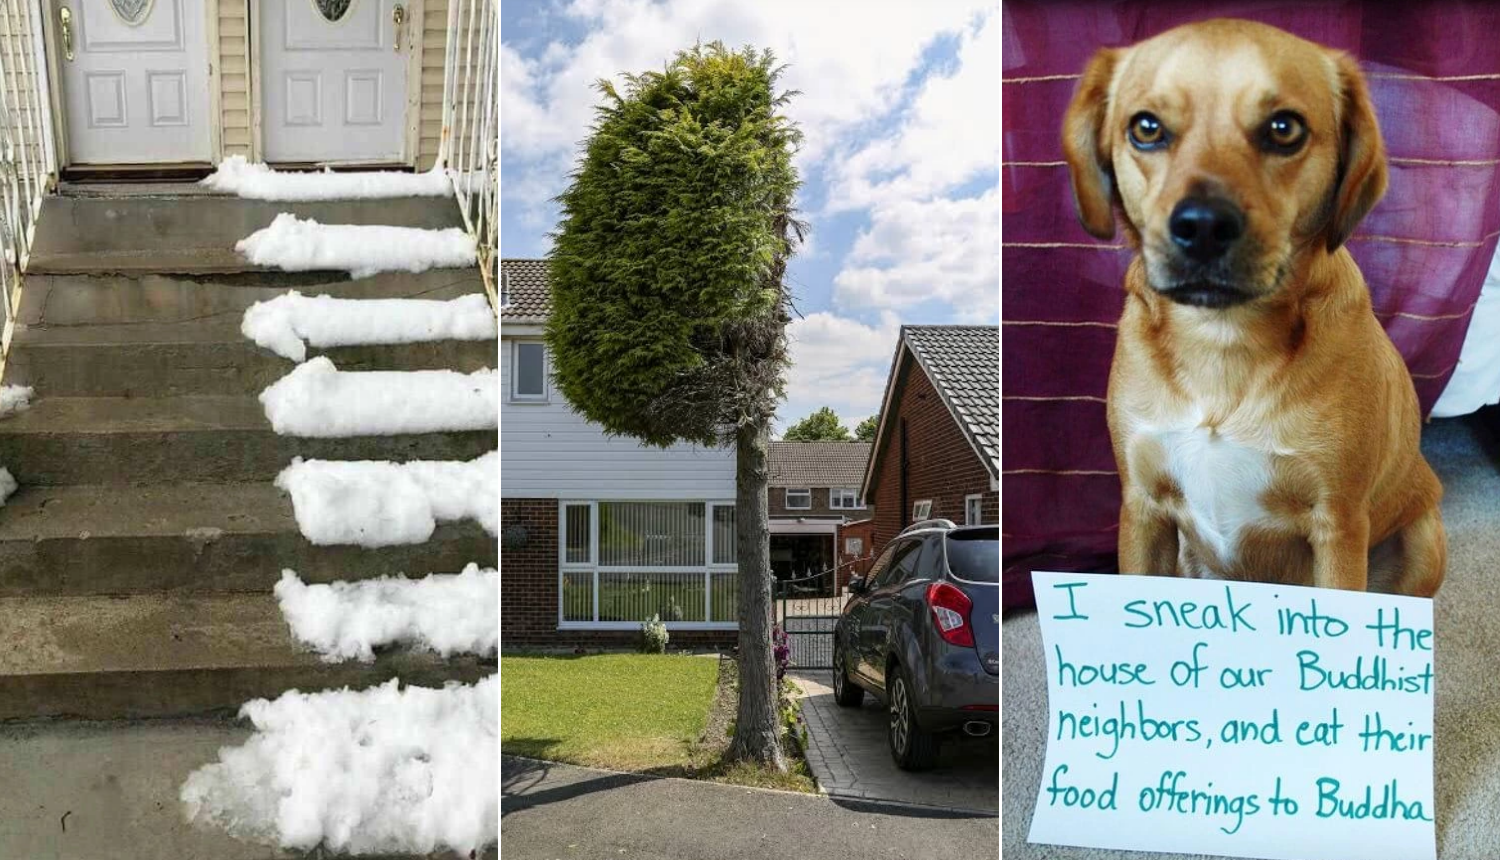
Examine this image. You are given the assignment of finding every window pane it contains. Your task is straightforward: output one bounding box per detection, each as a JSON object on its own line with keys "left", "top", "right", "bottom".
{"left": 561, "top": 571, "right": 594, "bottom": 622}
{"left": 599, "top": 502, "right": 705, "bottom": 567}
{"left": 565, "top": 504, "right": 591, "bottom": 564}
{"left": 712, "top": 506, "right": 737, "bottom": 565}
{"left": 598, "top": 572, "right": 708, "bottom": 623}
{"left": 786, "top": 490, "right": 810, "bottom": 509}
{"left": 711, "top": 572, "right": 738, "bottom": 622}
{"left": 515, "top": 343, "right": 545, "bottom": 396}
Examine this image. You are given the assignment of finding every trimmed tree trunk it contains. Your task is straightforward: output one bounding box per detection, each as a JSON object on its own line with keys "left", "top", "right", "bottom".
{"left": 727, "top": 415, "right": 788, "bottom": 770}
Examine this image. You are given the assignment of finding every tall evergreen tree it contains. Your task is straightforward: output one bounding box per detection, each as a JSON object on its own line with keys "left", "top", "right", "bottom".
{"left": 547, "top": 43, "right": 801, "bottom": 769}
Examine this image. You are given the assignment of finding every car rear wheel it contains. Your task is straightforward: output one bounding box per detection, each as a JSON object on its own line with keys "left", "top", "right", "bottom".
{"left": 888, "top": 666, "right": 940, "bottom": 771}
{"left": 832, "top": 641, "right": 864, "bottom": 707}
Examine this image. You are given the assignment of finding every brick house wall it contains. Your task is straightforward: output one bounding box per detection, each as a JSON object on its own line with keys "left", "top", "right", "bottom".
{"left": 500, "top": 498, "right": 738, "bottom": 650}
{"left": 837, "top": 519, "right": 877, "bottom": 590}
{"left": 869, "top": 360, "right": 999, "bottom": 554}
{"left": 768, "top": 486, "right": 870, "bottom": 519}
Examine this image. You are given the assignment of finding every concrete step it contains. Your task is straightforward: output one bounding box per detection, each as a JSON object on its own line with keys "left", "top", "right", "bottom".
{"left": 26, "top": 195, "right": 466, "bottom": 275}
{"left": 0, "top": 589, "right": 493, "bottom": 721}
{"left": 0, "top": 719, "right": 498, "bottom": 859}
{"left": 6, "top": 321, "right": 497, "bottom": 396}
{"left": 0, "top": 396, "right": 495, "bottom": 485}
{"left": 0, "top": 483, "right": 496, "bottom": 596}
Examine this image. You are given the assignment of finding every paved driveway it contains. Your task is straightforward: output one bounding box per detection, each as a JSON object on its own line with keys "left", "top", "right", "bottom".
{"left": 792, "top": 671, "right": 997, "bottom": 814}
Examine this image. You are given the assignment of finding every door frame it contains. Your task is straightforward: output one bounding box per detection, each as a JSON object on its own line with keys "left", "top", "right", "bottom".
{"left": 248, "top": 0, "right": 425, "bottom": 167}
{"left": 38, "top": 0, "right": 223, "bottom": 169}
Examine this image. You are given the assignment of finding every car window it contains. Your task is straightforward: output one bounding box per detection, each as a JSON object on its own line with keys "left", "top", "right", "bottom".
{"left": 873, "top": 540, "right": 922, "bottom": 589}
{"left": 946, "top": 528, "right": 999, "bottom": 583}
{"left": 905, "top": 535, "right": 944, "bottom": 583}
{"left": 862, "top": 543, "right": 898, "bottom": 586}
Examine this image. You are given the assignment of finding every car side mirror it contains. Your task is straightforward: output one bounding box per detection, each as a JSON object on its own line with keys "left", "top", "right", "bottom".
{"left": 848, "top": 576, "right": 867, "bottom": 595}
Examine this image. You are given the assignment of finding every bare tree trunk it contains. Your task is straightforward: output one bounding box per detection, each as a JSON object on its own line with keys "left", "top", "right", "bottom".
{"left": 727, "top": 415, "right": 788, "bottom": 770}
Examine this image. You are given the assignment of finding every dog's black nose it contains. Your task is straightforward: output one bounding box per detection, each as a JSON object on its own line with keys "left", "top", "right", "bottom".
{"left": 1169, "top": 197, "right": 1244, "bottom": 262}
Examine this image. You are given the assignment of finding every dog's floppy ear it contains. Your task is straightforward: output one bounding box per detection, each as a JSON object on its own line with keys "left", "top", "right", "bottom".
{"left": 1062, "top": 48, "right": 1122, "bottom": 240}
{"left": 1325, "top": 52, "right": 1388, "bottom": 251}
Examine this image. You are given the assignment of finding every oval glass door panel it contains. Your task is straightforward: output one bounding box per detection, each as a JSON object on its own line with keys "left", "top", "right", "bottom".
{"left": 109, "top": 0, "right": 155, "bottom": 25}
{"left": 314, "top": 0, "right": 354, "bottom": 22}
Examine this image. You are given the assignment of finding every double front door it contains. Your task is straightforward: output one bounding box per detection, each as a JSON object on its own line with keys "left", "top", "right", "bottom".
{"left": 54, "top": 0, "right": 415, "bottom": 167}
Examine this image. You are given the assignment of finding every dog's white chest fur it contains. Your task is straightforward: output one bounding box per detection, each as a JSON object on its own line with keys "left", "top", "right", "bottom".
{"left": 1153, "top": 423, "right": 1273, "bottom": 564}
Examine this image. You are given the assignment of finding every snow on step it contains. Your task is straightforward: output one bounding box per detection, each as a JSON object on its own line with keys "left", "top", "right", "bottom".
{"left": 243, "top": 290, "right": 496, "bottom": 362}
{"left": 236, "top": 213, "right": 476, "bottom": 278}
{"left": 275, "top": 452, "right": 497, "bottom": 547}
{"left": 260, "top": 356, "right": 496, "bottom": 437}
{"left": 202, "top": 156, "right": 452, "bottom": 200}
{"left": 0, "top": 385, "right": 32, "bottom": 418}
{"left": 0, "top": 385, "right": 31, "bottom": 507}
{"left": 276, "top": 564, "right": 497, "bottom": 662}
{"left": 181, "top": 675, "right": 497, "bottom": 857}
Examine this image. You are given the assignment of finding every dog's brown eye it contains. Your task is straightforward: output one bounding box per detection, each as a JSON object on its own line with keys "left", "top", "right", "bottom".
{"left": 1128, "top": 112, "right": 1167, "bottom": 149}
{"left": 1263, "top": 111, "right": 1307, "bottom": 152}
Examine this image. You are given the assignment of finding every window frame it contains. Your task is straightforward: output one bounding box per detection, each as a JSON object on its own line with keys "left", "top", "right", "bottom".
{"left": 784, "top": 488, "right": 812, "bottom": 510}
{"left": 556, "top": 499, "right": 739, "bottom": 631}
{"left": 829, "top": 488, "right": 864, "bottom": 510}
{"left": 965, "top": 494, "right": 984, "bottom": 526}
{"left": 509, "top": 340, "right": 549, "bottom": 403}
{"left": 912, "top": 499, "right": 932, "bottom": 521}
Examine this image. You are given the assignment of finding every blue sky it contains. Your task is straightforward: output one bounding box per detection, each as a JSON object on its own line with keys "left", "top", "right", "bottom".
{"left": 501, "top": 0, "right": 999, "bottom": 434}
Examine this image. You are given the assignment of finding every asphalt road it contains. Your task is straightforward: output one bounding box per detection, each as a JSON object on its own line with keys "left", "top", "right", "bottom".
{"left": 501, "top": 755, "right": 999, "bottom": 860}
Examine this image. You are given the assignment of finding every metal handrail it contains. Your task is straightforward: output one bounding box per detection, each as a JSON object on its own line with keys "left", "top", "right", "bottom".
{"left": 440, "top": 0, "right": 498, "bottom": 311}
{"left": 0, "top": 0, "right": 54, "bottom": 377}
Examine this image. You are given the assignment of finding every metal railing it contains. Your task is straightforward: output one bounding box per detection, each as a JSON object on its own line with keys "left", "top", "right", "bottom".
{"left": 441, "top": 0, "right": 498, "bottom": 309}
{"left": 0, "top": 0, "right": 53, "bottom": 367}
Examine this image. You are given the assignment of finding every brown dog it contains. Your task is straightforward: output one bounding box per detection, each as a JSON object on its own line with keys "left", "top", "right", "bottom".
{"left": 1061, "top": 19, "right": 1446, "bottom": 595}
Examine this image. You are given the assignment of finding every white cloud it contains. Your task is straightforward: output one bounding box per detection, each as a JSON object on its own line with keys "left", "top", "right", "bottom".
{"left": 834, "top": 187, "right": 999, "bottom": 316}
{"left": 778, "top": 310, "right": 901, "bottom": 434}
{"left": 500, "top": 0, "right": 993, "bottom": 206}
{"left": 825, "top": 12, "right": 999, "bottom": 316}
{"left": 824, "top": 11, "right": 999, "bottom": 212}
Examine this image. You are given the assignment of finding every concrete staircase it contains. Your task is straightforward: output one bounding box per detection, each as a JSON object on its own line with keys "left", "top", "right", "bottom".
{"left": 0, "top": 192, "right": 497, "bottom": 857}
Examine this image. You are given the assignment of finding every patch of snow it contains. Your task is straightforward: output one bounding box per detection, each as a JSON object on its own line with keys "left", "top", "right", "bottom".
{"left": 0, "top": 385, "right": 33, "bottom": 418}
{"left": 203, "top": 155, "right": 452, "bottom": 200}
{"left": 0, "top": 468, "right": 15, "bottom": 505}
{"left": 275, "top": 564, "right": 497, "bottom": 662}
{"left": 181, "top": 676, "right": 497, "bottom": 857}
{"left": 274, "top": 452, "right": 497, "bottom": 547}
{"left": 237, "top": 213, "right": 476, "bottom": 279}
{"left": 260, "top": 356, "right": 496, "bottom": 437}
{"left": 242, "top": 290, "right": 496, "bottom": 362}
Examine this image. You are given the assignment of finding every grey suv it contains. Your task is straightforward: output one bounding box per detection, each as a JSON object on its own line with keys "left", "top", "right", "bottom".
{"left": 832, "top": 520, "right": 998, "bottom": 770}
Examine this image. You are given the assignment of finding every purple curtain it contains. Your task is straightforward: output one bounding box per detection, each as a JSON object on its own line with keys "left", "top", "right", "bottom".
{"left": 1002, "top": 1, "right": 1500, "bottom": 611}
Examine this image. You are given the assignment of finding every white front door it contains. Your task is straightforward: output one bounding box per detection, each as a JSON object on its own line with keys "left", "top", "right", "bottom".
{"left": 261, "top": 0, "right": 412, "bottom": 164}
{"left": 57, "top": 0, "right": 213, "bottom": 164}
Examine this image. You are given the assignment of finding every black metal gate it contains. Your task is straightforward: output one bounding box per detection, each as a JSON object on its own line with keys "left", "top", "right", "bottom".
{"left": 774, "top": 564, "right": 853, "bottom": 670}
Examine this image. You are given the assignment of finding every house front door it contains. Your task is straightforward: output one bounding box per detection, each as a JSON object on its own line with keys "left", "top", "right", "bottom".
{"left": 55, "top": 0, "right": 214, "bottom": 164}
{"left": 260, "top": 0, "right": 413, "bottom": 164}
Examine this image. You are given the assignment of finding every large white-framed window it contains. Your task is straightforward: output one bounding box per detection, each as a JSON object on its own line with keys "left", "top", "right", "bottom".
{"left": 784, "top": 488, "right": 812, "bottom": 510}
{"left": 510, "top": 340, "right": 549, "bottom": 402}
{"left": 965, "top": 494, "right": 984, "bottom": 526}
{"left": 558, "top": 500, "right": 739, "bottom": 630}
{"left": 829, "top": 488, "right": 863, "bottom": 509}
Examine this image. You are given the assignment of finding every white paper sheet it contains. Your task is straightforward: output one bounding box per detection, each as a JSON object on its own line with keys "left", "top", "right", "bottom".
{"left": 1028, "top": 572, "right": 1435, "bottom": 860}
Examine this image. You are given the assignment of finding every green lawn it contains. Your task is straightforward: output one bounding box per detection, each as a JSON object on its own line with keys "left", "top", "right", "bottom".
{"left": 501, "top": 653, "right": 719, "bottom": 771}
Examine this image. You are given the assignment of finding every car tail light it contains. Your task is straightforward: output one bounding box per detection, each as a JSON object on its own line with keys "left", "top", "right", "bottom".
{"left": 927, "top": 581, "right": 974, "bottom": 647}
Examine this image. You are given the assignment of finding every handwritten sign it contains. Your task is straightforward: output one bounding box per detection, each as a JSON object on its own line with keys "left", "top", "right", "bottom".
{"left": 1027, "top": 572, "right": 1435, "bottom": 860}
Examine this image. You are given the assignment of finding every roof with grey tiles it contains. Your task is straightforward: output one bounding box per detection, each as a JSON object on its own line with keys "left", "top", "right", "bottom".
{"left": 863, "top": 325, "right": 998, "bottom": 496}
{"left": 500, "top": 259, "right": 551, "bottom": 321}
{"left": 769, "top": 441, "right": 872, "bottom": 489}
